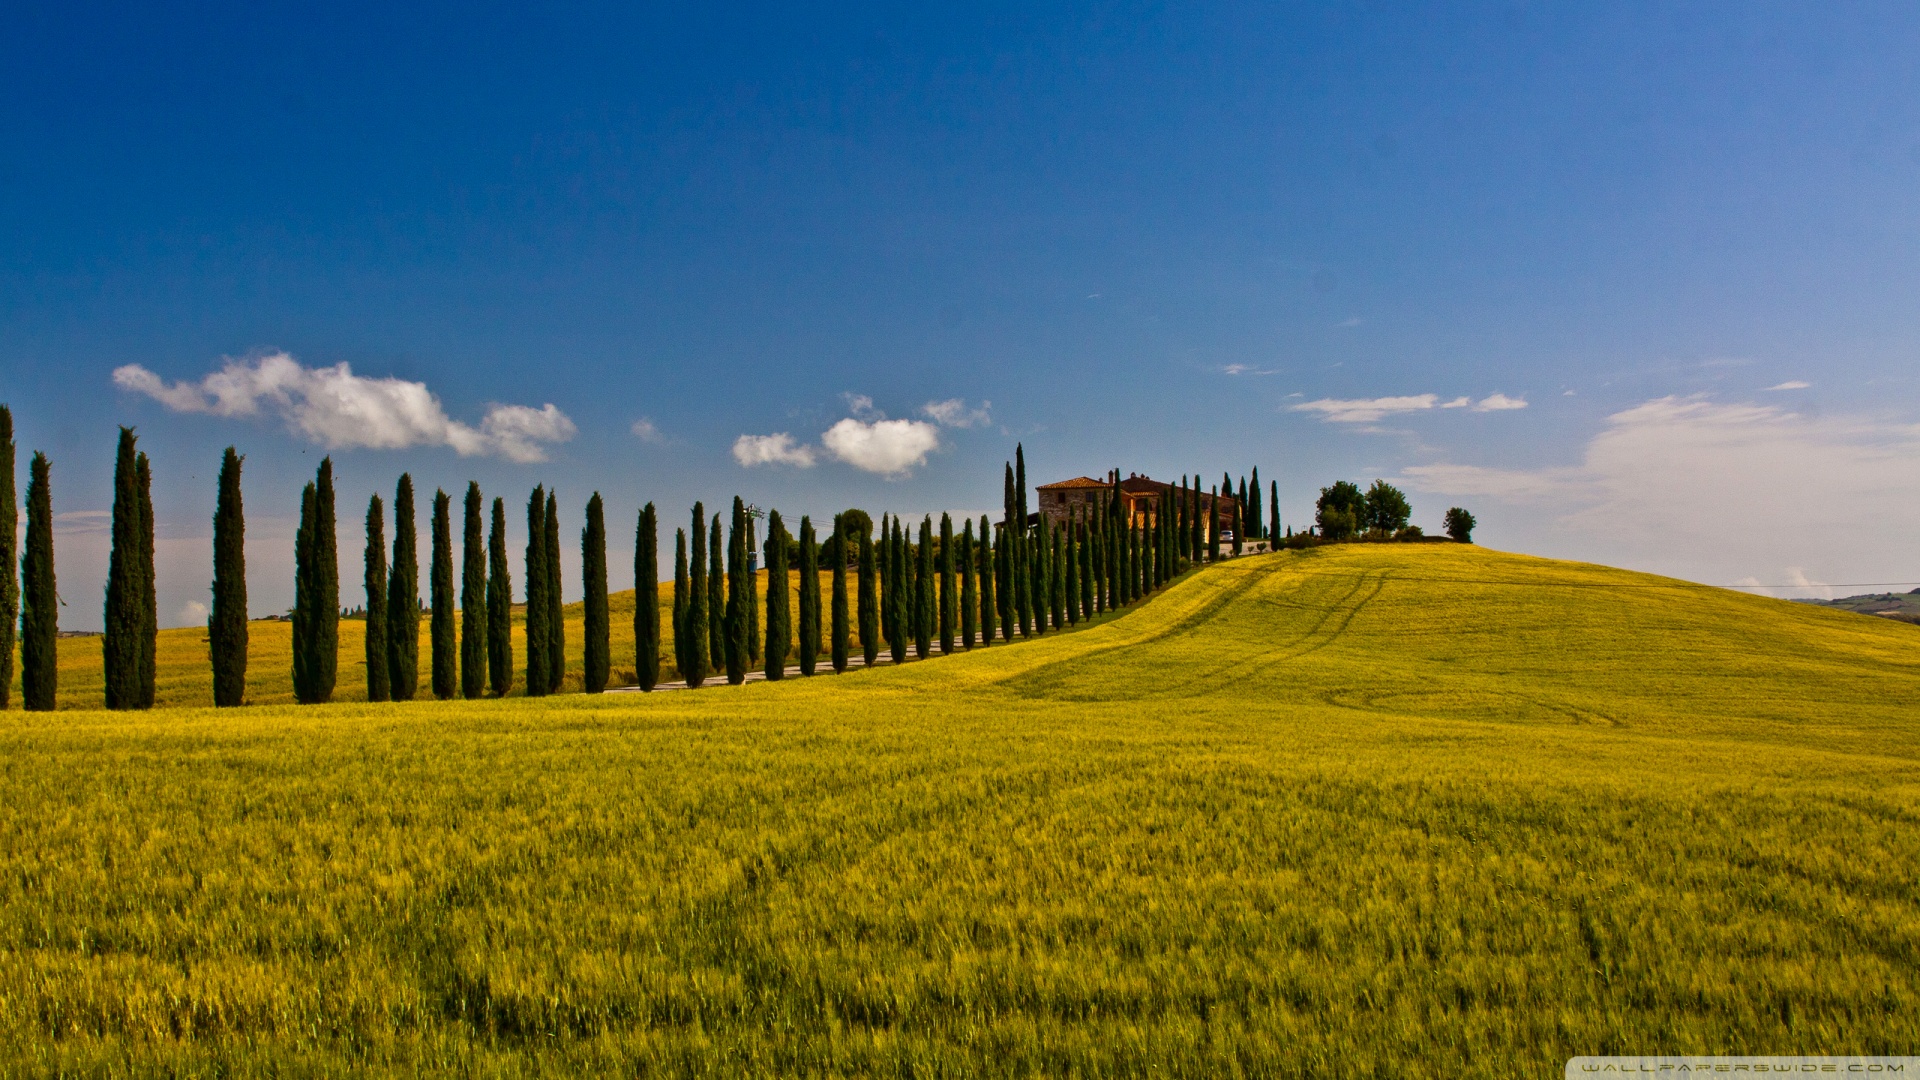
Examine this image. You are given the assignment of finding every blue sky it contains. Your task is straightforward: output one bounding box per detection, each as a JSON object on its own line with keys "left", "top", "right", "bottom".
{"left": 7, "top": 1, "right": 1920, "bottom": 628}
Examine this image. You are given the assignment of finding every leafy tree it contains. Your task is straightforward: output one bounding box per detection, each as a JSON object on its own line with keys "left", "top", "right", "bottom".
{"left": 104, "top": 428, "right": 145, "bottom": 709}
{"left": 211, "top": 448, "right": 248, "bottom": 707}
{"left": 1444, "top": 507, "right": 1477, "bottom": 543}
{"left": 830, "top": 514, "right": 850, "bottom": 673}
{"left": 685, "top": 503, "right": 710, "bottom": 688}
{"left": 1364, "top": 480, "right": 1412, "bottom": 534}
{"left": 765, "top": 509, "right": 791, "bottom": 680}
{"left": 1316, "top": 481, "right": 1366, "bottom": 542}
{"left": 522, "top": 485, "right": 548, "bottom": 697}
{"left": 797, "top": 514, "right": 818, "bottom": 676}
{"left": 635, "top": 503, "right": 659, "bottom": 691}
{"left": 363, "top": 494, "right": 389, "bottom": 703}
{"left": 430, "top": 490, "right": 456, "bottom": 699}
{"left": 387, "top": 474, "right": 421, "bottom": 700}
{"left": 856, "top": 514, "right": 878, "bottom": 666}
{"left": 544, "top": 491, "right": 564, "bottom": 692}
{"left": 486, "top": 498, "right": 512, "bottom": 696}
{"left": 20, "top": 451, "right": 56, "bottom": 711}
{"left": 582, "top": 493, "right": 610, "bottom": 692}
{"left": 0, "top": 406, "right": 14, "bottom": 709}
{"left": 461, "top": 484, "right": 487, "bottom": 699}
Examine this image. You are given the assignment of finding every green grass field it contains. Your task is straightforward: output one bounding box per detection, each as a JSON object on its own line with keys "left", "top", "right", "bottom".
{"left": 2, "top": 544, "right": 1917, "bottom": 1076}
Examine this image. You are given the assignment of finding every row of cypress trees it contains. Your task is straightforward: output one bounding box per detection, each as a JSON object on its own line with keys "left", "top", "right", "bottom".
{"left": 0, "top": 411, "right": 1269, "bottom": 706}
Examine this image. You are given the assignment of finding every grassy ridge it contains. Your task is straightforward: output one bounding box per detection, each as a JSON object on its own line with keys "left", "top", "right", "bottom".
{"left": 2, "top": 544, "right": 1917, "bottom": 1075}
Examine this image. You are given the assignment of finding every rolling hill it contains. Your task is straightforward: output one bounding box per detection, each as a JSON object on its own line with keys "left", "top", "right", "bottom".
{"left": 2, "top": 544, "right": 1916, "bottom": 1074}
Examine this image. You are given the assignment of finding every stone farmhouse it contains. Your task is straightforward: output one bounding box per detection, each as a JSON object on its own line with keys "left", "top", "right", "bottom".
{"left": 1034, "top": 473, "right": 1241, "bottom": 545}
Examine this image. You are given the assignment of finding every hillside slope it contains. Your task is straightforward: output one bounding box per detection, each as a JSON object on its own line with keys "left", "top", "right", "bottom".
{"left": 2, "top": 545, "right": 1917, "bottom": 1074}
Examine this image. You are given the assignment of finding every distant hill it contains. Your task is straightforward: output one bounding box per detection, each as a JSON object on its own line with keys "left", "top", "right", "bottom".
{"left": 1796, "top": 588, "right": 1920, "bottom": 625}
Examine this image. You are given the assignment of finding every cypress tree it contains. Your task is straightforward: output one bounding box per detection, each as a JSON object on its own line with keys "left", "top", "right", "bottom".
{"left": 1135, "top": 521, "right": 1147, "bottom": 600}
{"left": 797, "top": 514, "right": 818, "bottom": 676}
{"left": 1270, "top": 480, "right": 1280, "bottom": 545}
{"left": 707, "top": 514, "right": 725, "bottom": 672}
{"left": 313, "top": 459, "right": 338, "bottom": 702}
{"left": 938, "top": 512, "right": 954, "bottom": 654}
{"left": 683, "top": 526, "right": 698, "bottom": 684}
{"left": 636, "top": 503, "right": 660, "bottom": 691}
{"left": 211, "top": 448, "right": 248, "bottom": 707}
{"left": 389, "top": 474, "right": 421, "bottom": 700}
{"left": 915, "top": 516, "right": 933, "bottom": 659}
{"left": 461, "top": 484, "right": 487, "bottom": 699}
{"left": 1190, "top": 476, "right": 1202, "bottom": 564}
{"left": 1209, "top": 485, "right": 1221, "bottom": 562}
{"left": 1236, "top": 476, "right": 1248, "bottom": 555}
{"left": 582, "top": 493, "right": 609, "bottom": 693}
{"left": 765, "top": 509, "right": 790, "bottom": 680}
{"left": 995, "top": 480, "right": 1014, "bottom": 638}
{"left": 960, "top": 519, "right": 977, "bottom": 647}
{"left": 685, "top": 503, "right": 710, "bottom": 688}
{"left": 20, "top": 452, "right": 56, "bottom": 711}
{"left": 487, "top": 497, "right": 512, "bottom": 697}
{"left": 724, "top": 499, "right": 747, "bottom": 685}
{"left": 1063, "top": 517, "right": 1078, "bottom": 625}
{"left": 545, "top": 491, "right": 564, "bottom": 692}
{"left": 430, "top": 489, "right": 456, "bottom": 700}
{"left": 136, "top": 452, "right": 157, "bottom": 707}
{"left": 830, "top": 516, "right": 850, "bottom": 673}
{"left": 888, "top": 517, "right": 908, "bottom": 664}
{"left": 877, "top": 515, "right": 893, "bottom": 645}
{"left": 292, "top": 482, "right": 317, "bottom": 703}
{"left": 1052, "top": 519, "right": 1067, "bottom": 627}
{"left": 856, "top": 516, "right": 878, "bottom": 667}
{"left": 745, "top": 512, "right": 760, "bottom": 665}
{"left": 104, "top": 428, "right": 143, "bottom": 709}
{"left": 1249, "top": 468, "right": 1262, "bottom": 541}
{"left": 1014, "top": 449, "right": 1031, "bottom": 637}
{"left": 363, "top": 494, "right": 389, "bottom": 703}
{"left": 0, "top": 406, "right": 14, "bottom": 710}
{"left": 1078, "top": 519, "right": 1094, "bottom": 617}
{"left": 978, "top": 517, "right": 996, "bottom": 644}
{"left": 523, "top": 486, "right": 549, "bottom": 696}
{"left": 1029, "top": 512, "right": 1048, "bottom": 636}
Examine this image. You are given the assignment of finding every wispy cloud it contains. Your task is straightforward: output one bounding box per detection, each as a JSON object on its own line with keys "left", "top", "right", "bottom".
{"left": 921, "top": 398, "right": 992, "bottom": 428}
{"left": 1221, "top": 364, "right": 1280, "bottom": 376}
{"left": 1473, "top": 393, "right": 1528, "bottom": 412}
{"left": 1765, "top": 380, "right": 1811, "bottom": 391}
{"left": 1291, "top": 394, "right": 1439, "bottom": 423}
{"left": 630, "top": 417, "right": 664, "bottom": 443}
{"left": 114, "top": 353, "right": 576, "bottom": 462}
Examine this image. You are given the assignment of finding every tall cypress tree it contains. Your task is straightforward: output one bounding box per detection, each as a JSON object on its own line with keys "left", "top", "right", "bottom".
{"left": 938, "top": 513, "right": 954, "bottom": 654}
{"left": 877, "top": 515, "right": 894, "bottom": 645}
{"left": 1270, "top": 480, "right": 1280, "bottom": 546}
{"left": 1013, "top": 449, "right": 1031, "bottom": 636}
{"left": 707, "top": 514, "right": 725, "bottom": 672}
{"left": 635, "top": 503, "right": 659, "bottom": 691}
{"left": 1209, "top": 485, "right": 1221, "bottom": 563}
{"left": 829, "top": 516, "right": 849, "bottom": 673}
{"left": 545, "top": 491, "right": 564, "bottom": 693}
{"left": 0, "top": 406, "right": 14, "bottom": 710}
{"left": 685, "top": 503, "right": 710, "bottom": 688}
{"left": 887, "top": 516, "right": 907, "bottom": 663}
{"left": 960, "top": 519, "right": 977, "bottom": 647}
{"left": 487, "top": 497, "right": 512, "bottom": 697}
{"left": 796, "top": 514, "right": 818, "bottom": 676}
{"left": 20, "top": 452, "right": 56, "bottom": 711}
{"left": 136, "top": 452, "right": 157, "bottom": 708}
{"left": 430, "top": 490, "right": 456, "bottom": 700}
{"left": 363, "top": 494, "right": 389, "bottom": 703}
{"left": 104, "top": 428, "right": 143, "bottom": 709}
{"left": 1063, "top": 517, "right": 1079, "bottom": 625}
{"left": 1078, "top": 518, "right": 1094, "bottom": 618}
{"left": 389, "top": 474, "right": 420, "bottom": 700}
{"left": 765, "top": 509, "right": 790, "bottom": 680}
{"left": 672, "top": 525, "right": 690, "bottom": 684}
{"left": 978, "top": 516, "right": 996, "bottom": 645}
{"left": 915, "top": 516, "right": 933, "bottom": 659}
{"left": 1249, "top": 468, "right": 1262, "bottom": 541}
{"left": 745, "top": 512, "right": 761, "bottom": 665}
{"left": 211, "top": 448, "right": 248, "bottom": 707}
{"left": 1190, "top": 477, "right": 1203, "bottom": 564}
{"left": 461, "top": 483, "right": 487, "bottom": 699}
{"left": 523, "top": 486, "right": 548, "bottom": 696}
{"left": 856, "top": 516, "right": 878, "bottom": 667}
{"left": 725, "top": 496, "right": 748, "bottom": 682}
{"left": 1051, "top": 518, "right": 1067, "bottom": 628}
{"left": 314, "top": 459, "right": 338, "bottom": 702}
{"left": 582, "top": 493, "right": 609, "bottom": 693}
{"left": 292, "top": 482, "right": 318, "bottom": 703}
{"left": 1029, "top": 512, "right": 1048, "bottom": 636}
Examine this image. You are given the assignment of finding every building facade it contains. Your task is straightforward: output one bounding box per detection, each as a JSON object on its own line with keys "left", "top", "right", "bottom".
{"left": 1034, "top": 473, "right": 1240, "bottom": 542}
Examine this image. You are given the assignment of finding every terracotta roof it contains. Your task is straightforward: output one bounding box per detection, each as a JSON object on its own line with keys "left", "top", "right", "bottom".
{"left": 1036, "top": 476, "right": 1110, "bottom": 490}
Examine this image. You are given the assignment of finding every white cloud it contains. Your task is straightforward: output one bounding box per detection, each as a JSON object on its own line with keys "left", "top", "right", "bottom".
{"left": 114, "top": 353, "right": 576, "bottom": 462}
{"left": 630, "top": 417, "right": 664, "bottom": 443}
{"left": 922, "top": 398, "right": 993, "bottom": 428}
{"left": 1765, "top": 381, "right": 1811, "bottom": 391}
{"left": 1442, "top": 397, "right": 1471, "bottom": 408}
{"left": 178, "top": 600, "right": 208, "bottom": 626}
{"left": 1472, "top": 393, "right": 1528, "bottom": 412}
{"left": 1290, "top": 394, "right": 1439, "bottom": 423}
{"left": 821, "top": 417, "right": 940, "bottom": 477}
{"left": 1221, "top": 364, "right": 1280, "bottom": 377}
{"left": 1401, "top": 394, "right": 1920, "bottom": 586}
{"left": 732, "top": 433, "right": 817, "bottom": 468}
{"left": 842, "top": 393, "right": 877, "bottom": 418}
